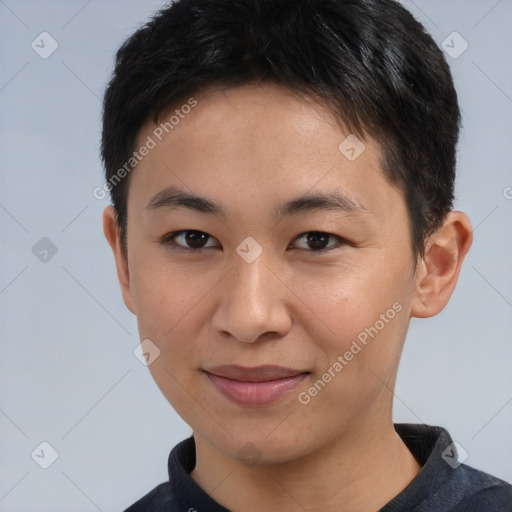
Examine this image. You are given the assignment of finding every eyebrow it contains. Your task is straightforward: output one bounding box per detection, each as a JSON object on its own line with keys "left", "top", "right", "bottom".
{"left": 146, "top": 185, "right": 371, "bottom": 219}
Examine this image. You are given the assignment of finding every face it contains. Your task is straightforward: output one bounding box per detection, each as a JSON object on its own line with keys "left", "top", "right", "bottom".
{"left": 113, "top": 83, "right": 420, "bottom": 463}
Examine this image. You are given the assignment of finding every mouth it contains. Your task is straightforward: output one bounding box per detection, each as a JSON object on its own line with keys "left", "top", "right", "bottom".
{"left": 204, "top": 365, "right": 310, "bottom": 407}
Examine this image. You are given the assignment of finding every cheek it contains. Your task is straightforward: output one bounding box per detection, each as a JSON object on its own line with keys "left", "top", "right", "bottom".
{"left": 131, "top": 266, "right": 207, "bottom": 420}
{"left": 130, "top": 263, "right": 204, "bottom": 348}
{"left": 293, "top": 302, "right": 408, "bottom": 433}
{"left": 290, "top": 260, "right": 406, "bottom": 354}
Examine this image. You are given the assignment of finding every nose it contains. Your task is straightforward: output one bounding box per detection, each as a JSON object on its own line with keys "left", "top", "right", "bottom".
{"left": 210, "top": 250, "right": 292, "bottom": 343}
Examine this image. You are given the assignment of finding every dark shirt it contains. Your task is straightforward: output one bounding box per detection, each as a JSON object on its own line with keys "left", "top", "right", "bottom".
{"left": 124, "top": 423, "right": 512, "bottom": 511}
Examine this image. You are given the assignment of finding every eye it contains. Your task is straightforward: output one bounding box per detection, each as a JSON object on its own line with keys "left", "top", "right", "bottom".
{"left": 161, "top": 230, "right": 219, "bottom": 252}
{"left": 291, "top": 231, "right": 346, "bottom": 254}
{"left": 161, "top": 230, "right": 347, "bottom": 255}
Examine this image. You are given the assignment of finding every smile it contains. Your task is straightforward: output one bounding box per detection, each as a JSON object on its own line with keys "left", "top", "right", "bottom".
{"left": 204, "top": 365, "right": 309, "bottom": 407}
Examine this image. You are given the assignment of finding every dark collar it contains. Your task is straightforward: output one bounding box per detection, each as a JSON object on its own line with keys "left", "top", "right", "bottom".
{"left": 164, "top": 423, "right": 504, "bottom": 512}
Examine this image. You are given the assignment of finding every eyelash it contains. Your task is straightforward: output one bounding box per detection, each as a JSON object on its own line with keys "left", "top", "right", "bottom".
{"left": 160, "top": 230, "right": 348, "bottom": 255}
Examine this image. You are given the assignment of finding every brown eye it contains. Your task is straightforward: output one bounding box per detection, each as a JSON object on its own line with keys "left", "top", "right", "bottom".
{"left": 292, "top": 231, "right": 345, "bottom": 253}
{"left": 161, "top": 230, "right": 346, "bottom": 255}
{"left": 162, "top": 230, "right": 218, "bottom": 251}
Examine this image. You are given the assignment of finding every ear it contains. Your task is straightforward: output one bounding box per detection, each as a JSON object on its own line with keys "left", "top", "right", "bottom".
{"left": 411, "top": 211, "right": 473, "bottom": 318}
{"left": 103, "top": 205, "right": 136, "bottom": 314}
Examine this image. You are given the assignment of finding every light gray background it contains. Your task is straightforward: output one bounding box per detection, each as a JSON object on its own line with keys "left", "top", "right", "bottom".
{"left": 1, "top": 1, "right": 511, "bottom": 510}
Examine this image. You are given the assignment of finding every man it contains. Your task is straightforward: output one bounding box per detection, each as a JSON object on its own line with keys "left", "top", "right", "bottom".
{"left": 101, "top": 0, "right": 512, "bottom": 510}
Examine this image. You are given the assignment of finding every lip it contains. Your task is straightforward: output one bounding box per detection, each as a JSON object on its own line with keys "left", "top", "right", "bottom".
{"left": 204, "top": 365, "right": 309, "bottom": 407}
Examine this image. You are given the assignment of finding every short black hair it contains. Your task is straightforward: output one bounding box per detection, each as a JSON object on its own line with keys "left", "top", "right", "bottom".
{"left": 101, "top": 0, "right": 461, "bottom": 263}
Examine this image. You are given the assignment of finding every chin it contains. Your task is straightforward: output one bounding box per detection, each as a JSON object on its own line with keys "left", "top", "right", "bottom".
{"left": 202, "top": 420, "right": 319, "bottom": 466}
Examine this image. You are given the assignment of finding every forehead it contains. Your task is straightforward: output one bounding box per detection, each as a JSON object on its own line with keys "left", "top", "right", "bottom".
{"left": 130, "top": 83, "right": 405, "bottom": 221}
{"left": 155, "top": 83, "right": 354, "bottom": 162}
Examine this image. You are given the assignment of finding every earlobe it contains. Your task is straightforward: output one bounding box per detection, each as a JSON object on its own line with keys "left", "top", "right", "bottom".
{"left": 103, "top": 206, "right": 136, "bottom": 314}
{"left": 411, "top": 211, "right": 473, "bottom": 318}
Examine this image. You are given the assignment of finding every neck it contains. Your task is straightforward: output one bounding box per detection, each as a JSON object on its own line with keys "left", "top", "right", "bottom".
{"left": 190, "top": 417, "right": 422, "bottom": 512}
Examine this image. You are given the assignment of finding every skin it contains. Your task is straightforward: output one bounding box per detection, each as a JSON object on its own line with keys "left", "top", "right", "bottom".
{"left": 104, "top": 82, "right": 473, "bottom": 512}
